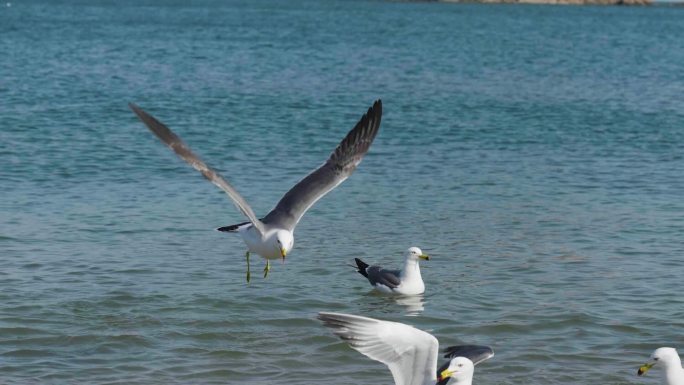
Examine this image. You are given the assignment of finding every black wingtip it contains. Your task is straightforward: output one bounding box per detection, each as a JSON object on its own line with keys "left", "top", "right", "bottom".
{"left": 361, "top": 99, "right": 382, "bottom": 128}
{"left": 128, "top": 102, "right": 143, "bottom": 116}
{"left": 369, "top": 99, "right": 382, "bottom": 122}
{"left": 128, "top": 102, "right": 157, "bottom": 128}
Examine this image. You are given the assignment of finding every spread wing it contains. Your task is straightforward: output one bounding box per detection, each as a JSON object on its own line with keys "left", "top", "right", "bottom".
{"left": 318, "top": 312, "right": 438, "bottom": 385}
{"left": 262, "top": 100, "right": 382, "bottom": 231}
{"left": 436, "top": 345, "right": 494, "bottom": 385}
{"left": 129, "top": 103, "right": 265, "bottom": 235}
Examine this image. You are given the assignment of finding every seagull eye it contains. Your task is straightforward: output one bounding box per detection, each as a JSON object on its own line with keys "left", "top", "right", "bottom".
{"left": 458, "top": 364, "right": 463, "bottom": 367}
{"left": 654, "top": 357, "right": 659, "bottom": 361}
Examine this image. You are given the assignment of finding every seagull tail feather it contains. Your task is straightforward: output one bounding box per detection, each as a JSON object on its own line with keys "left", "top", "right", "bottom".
{"left": 354, "top": 258, "right": 369, "bottom": 278}
{"left": 216, "top": 221, "right": 251, "bottom": 233}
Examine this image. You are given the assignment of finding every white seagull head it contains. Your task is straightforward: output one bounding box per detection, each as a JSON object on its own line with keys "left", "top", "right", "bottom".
{"left": 405, "top": 246, "right": 429, "bottom": 262}
{"left": 439, "top": 356, "right": 475, "bottom": 384}
{"left": 274, "top": 230, "right": 294, "bottom": 259}
{"left": 639, "top": 347, "right": 682, "bottom": 376}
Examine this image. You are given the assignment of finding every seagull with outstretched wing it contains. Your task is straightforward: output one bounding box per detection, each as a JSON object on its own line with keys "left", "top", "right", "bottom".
{"left": 318, "top": 312, "right": 494, "bottom": 385}
{"left": 130, "top": 100, "right": 382, "bottom": 282}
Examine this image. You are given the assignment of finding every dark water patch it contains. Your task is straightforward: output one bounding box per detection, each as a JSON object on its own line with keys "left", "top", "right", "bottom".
{"left": 113, "top": 268, "right": 154, "bottom": 274}
{"left": 21, "top": 262, "right": 43, "bottom": 269}
{"left": 0, "top": 334, "right": 86, "bottom": 348}
{"left": 99, "top": 334, "right": 154, "bottom": 349}
{"left": 259, "top": 317, "right": 318, "bottom": 327}
{"left": 179, "top": 368, "right": 244, "bottom": 379}
{"left": 185, "top": 332, "right": 237, "bottom": 343}
{"left": 0, "top": 327, "right": 53, "bottom": 337}
{"left": 1, "top": 349, "right": 57, "bottom": 357}
{"left": 205, "top": 349, "right": 249, "bottom": 359}
{"left": 171, "top": 346, "right": 211, "bottom": 355}
{"left": 111, "top": 364, "right": 150, "bottom": 373}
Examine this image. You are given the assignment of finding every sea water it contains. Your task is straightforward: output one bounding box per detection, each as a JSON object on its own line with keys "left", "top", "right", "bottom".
{"left": 1, "top": 1, "right": 684, "bottom": 384}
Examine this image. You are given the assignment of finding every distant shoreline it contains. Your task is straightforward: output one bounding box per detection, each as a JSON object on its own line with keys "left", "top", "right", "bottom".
{"left": 437, "top": 0, "right": 669, "bottom": 5}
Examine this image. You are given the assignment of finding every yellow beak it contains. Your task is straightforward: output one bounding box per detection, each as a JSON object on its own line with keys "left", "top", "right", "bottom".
{"left": 280, "top": 248, "right": 287, "bottom": 258}
{"left": 638, "top": 362, "right": 654, "bottom": 376}
{"left": 438, "top": 369, "right": 454, "bottom": 381}
{"left": 419, "top": 254, "right": 430, "bottom": 261}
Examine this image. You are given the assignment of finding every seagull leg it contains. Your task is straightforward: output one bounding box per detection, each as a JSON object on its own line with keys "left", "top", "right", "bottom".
{"left": 263, "top": 259, "right": 271, "bottom": 278}
{"left": 245, "top": 251, "right": 251, "bottom": 283}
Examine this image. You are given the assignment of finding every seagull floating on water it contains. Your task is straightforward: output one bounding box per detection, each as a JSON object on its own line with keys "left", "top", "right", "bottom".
{"left": 130, "top": 100, "right": 382, "bottom": 282}
{"left": 354, "top": 247, "right": 429, "bottom": 295}
{"left": 638, "top": 347, "right": 684, "bottom": 385}
{"left": 318, "top": 312, "right": 493, "bottom": 385}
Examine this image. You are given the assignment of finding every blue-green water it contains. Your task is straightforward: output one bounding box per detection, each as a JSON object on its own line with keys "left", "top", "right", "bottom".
{"left": 2, "top": 1, "right": 684, "bottom": 384}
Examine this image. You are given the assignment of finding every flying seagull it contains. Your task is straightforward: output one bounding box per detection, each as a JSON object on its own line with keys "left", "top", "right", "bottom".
{"left": 638, "top": 347, "right": 684, "bottom": 385}
{"left": 318, "top": 312, "right": 494, "bottom": 385}
{"left": 130, "top": 100, "right": 382, "bottom": 282}
{"left": 354, "top": 247, "right": 429, "bottom": 295}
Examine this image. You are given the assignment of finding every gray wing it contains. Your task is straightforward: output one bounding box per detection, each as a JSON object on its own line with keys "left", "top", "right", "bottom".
{"left": 367, "top": 266, "right": 402, "bottom": 289}
{"left": 436, "top": 345, "right": 494, "bottom": 385}
{"left": 129, "top": 103, "right": 265, "bottom": 235}
{"left": 262, "top": 100, "right": 382, "bottom": 231}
